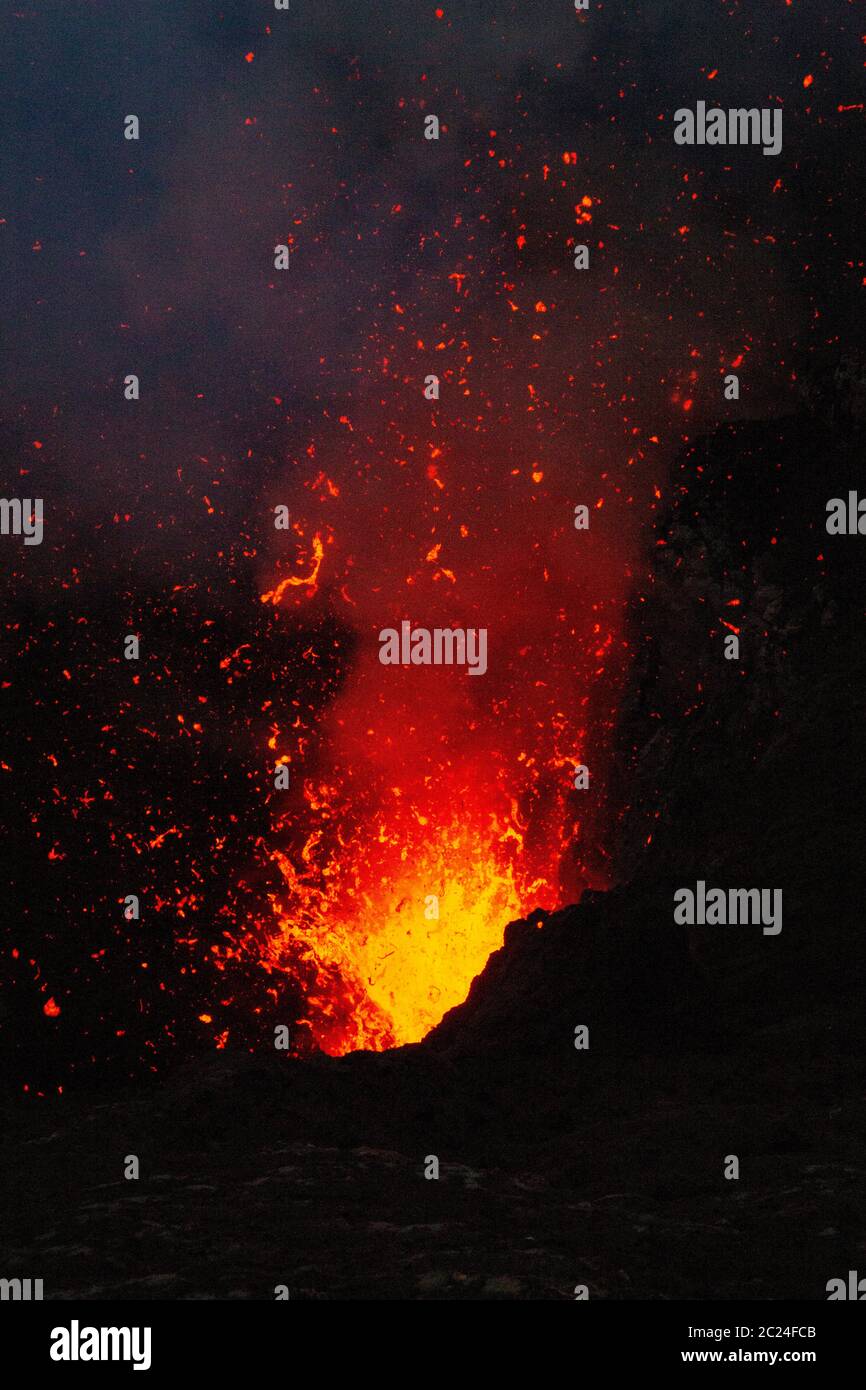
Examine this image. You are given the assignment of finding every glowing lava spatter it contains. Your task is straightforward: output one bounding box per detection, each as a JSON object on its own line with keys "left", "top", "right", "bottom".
{"left": 248, "top": 486, "right": 621, "bottom": 1055}
{"left": 261, "top": 751, "right": 571, "bottom": 1054}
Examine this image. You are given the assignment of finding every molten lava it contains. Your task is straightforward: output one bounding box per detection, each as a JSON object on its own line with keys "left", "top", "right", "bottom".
{"left": 262, "top": 759, "right": 570, "bottom": 1054}
{"left": 246, "top": 497, "right": 621, "bottom": 1055}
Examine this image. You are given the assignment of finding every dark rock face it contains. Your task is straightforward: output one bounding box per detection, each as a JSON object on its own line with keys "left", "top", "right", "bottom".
{"left": 607, "top": 410, "right": 865, "bottom": 1035}
{"left": 425, "top": 892, "right": 719, "bottom": 1059}
{"left": 1, "top": 407, "right": 864, "bottom": 1300}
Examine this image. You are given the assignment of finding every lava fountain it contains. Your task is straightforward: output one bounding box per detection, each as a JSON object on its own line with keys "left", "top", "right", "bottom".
{"left": 251, "top": 422, "right": 629, "bottom": 1054}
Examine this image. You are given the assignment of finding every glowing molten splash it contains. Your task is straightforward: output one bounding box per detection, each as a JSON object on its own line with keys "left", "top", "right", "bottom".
{"left": 247, "top": 477, "right": 621, "bottom": 1056}
{"left": 262, "top": 772, "right": 567, "bottom": 1054}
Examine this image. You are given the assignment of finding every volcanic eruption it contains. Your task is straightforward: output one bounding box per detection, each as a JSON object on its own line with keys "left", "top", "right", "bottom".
{"left": 247, "top": 367, "right": 633, "bottom": 1053}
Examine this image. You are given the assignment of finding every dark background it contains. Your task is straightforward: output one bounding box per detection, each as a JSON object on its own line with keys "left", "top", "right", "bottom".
{"left": 0, "top": 0, "right": 864, "bottom": 1302}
